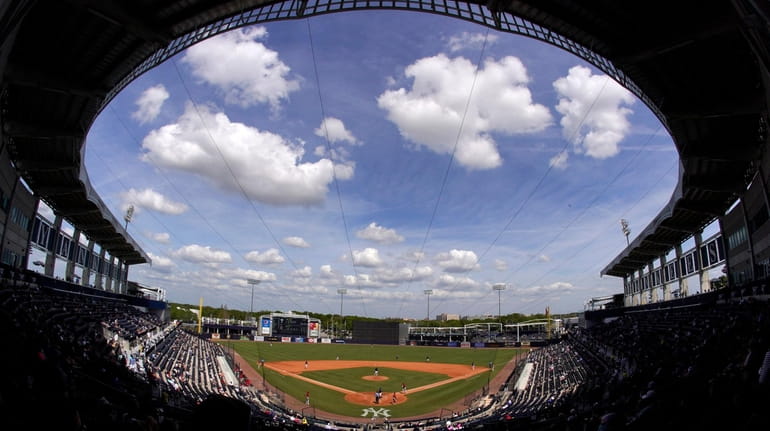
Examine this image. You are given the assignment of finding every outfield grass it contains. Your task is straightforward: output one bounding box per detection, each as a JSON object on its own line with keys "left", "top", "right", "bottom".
{"left": 226, "top": 341, "right": 522, "bottom": 418}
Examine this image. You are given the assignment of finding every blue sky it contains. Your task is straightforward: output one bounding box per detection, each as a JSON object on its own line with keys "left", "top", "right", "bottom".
{"left": 41, "top": 11, "right": 686, "bottom": 318}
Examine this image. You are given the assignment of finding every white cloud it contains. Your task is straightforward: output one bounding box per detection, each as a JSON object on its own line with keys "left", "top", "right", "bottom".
{"left": 283, "top": 236, "right": 310, "bottom": 248}
{"left": 374, "top": 266, "right": 433, "bottom": 283}
{"left": 244, "top": 248, "right": 285, "bottom": 265}
{"left": 173, "top": 244, "right": 232, "bottom": 264}
{"left": 292, "top": 266, "right": 312, "bottom": 278}
{"left": 320, "top": 264, "right": 335, "bottom": 278}
{"left": 517, "top": 281, "right": 575, "bottom": 297}
{"left": 549, "top": 150, "right": 569, "bottom": 170}
{"left": 148, "top": 252, "right": 175, "bottom": 272}
{"left": 314, "top": 117, "right": 360, "bottom": 145}
{"left": 400, "top": 251, "right": 426, "bottom": 263}
{"left": 223, "top": 267, "right": 277, "bottom": 283}
{"left": 352, "top": 248, "right": 383, "bottom": 267}
{"left": 436, "top": 274, "right": 479, "bottom": 289}
{"left": 378, "top": 54, "right": 552, "bottom": 170}
{"left": 344, "top": 273, "right": 379, "bottom": 287}
{"left": 182, "top": 27, "right": 299, "bottom": 109}
{"left": 141, "top": 103, "right": 354, "bottom": 206}
{"left": 149, "top": 231, "right": 170, "bottom": 244}
{"left": 553, "top": 65, "right": 635, "bottom": 159}
{"left": 494, "top": 259, "right": 507, "bottom": 271}
{"left": 356, "top": 222, "right": 404, "bottom": 244}
{"left": 120, "top": 188, "right": 187, "bottom": 215}
{"left": 446, "top": 31, "right": 498, "bottom": 52}
{"left": 538, "top": 254, "right": 551, "bottom": 262}
{"left": 132, "top": 84, "right": 169, "bottom": 124}
{"left": 436, "top": 249, "right": 479, "bottom": 273}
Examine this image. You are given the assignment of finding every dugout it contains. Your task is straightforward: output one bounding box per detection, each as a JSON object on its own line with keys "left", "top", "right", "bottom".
{"left": 352, "top": 320, "right": 409, "bottom": 345}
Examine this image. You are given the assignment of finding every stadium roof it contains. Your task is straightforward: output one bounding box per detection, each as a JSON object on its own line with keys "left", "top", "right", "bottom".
{"left": 1, "top": 0, "right": 767, "bottom": 270}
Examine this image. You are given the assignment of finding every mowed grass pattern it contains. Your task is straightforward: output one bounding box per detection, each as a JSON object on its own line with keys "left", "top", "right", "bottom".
{"left": 226, "top": 341, "right": 523, "bottom": 418}
{"left": 303, "top": 367, "right": 448, "bottom": 392}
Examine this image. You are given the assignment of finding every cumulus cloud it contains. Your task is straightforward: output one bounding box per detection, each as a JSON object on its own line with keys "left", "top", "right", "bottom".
{"left": 292, "top": 266, "right": 312, "bottom": 278}
{"left": 283, "top": 236, "right": 310, "bottom": 248}
{"left": 132, "top": 84, "right": 169, "bottom": 124}
{"left": 352, "top": 248, "right": 383, "bottom": 267}
{"left": 141, "top": 103, "right": 354, "bottom": 206}
{"left": 314, "top": 117, "right": 360, "bottom": 145}
{"left": 553, "top": 65, "right": 635, "bottom": 159}
{"left": 402, "top": 251, "right": 425, "bottom": 263}
{"left": 446, "top": 31, "right": 498, "bottom": 52}
{"left": 244, "top": 248, "right": 285, "bottom": 265}
{"left": 319, "top": 264, "right": 335, "bottom": 278}
{"left": 344, "top": 273, "right": 379, "bottom": 287}
{"left": 182, "top": 27, "right": 299, "bottom": 109}
{"left": 436, "top": 273, "right": 479, "bottom": 289}
{"left": 120, "top": 188, "right": 187, "bottom": 215}
{"left": 378, "top": 54, "right": 551, "bottom": 170}
{"left": 517, "top": 281, "right": 575, "bottom": 297}
{"left": 173, "top": 244, "right": 232, "bottom": 264}
{"left": 148, "top": 252, "right": 174, "bottom": 272}
{"left": 436, "top": 249, "right": 479, "bottom": 273}
{"left": 374, "top": 266, "right": 433, "bottom": 283}
{"left": 149, "top": 231, "right": 170, "bottom": 244}
{"left": 356, "top": 222, "right": 404, "bottom": 244}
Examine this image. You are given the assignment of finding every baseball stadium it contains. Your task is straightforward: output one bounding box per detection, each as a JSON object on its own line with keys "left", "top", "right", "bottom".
{"left": 1, "top": 1, "right": 770, "bottom": 430}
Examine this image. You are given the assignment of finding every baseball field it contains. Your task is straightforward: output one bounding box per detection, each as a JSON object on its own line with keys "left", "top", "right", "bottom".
{"left": 226, "top": 341, "right": 523, "bottom": 419}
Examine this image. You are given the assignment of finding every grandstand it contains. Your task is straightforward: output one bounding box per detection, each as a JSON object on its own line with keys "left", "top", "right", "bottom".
{"left": 2, "top": 1, "right": 770, "bottom": 430}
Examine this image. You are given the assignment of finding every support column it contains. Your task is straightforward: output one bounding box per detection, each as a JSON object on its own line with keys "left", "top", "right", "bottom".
{"left": 64, "top": 229, "right": 80, "bottom": 283}
{"left": 675, "top": 244, "right": 688, "bottom": 296}
{"left": 660, "top": 254, "right": 671, "bottom": 301}
{"left": 81, "top": 240, "right": 94, "bottom": 287}
{"left": 44, "top": 215, "right": 63, "bottom": 277}
{"left": 122, "top": 261, "right": 130, "bottom": 293}
{"left": 694, "top": 232, "right": 711, "bottom": 293}
{"left": 94, "top": 248, "right": 106, "bottom": 290}
{"left": 105, "top": 255, "right": 116, "bottom": 292}
{"left": 648, "top": 262, "right": 658, "bottom": 302}
{"left": 739, "top": 199, "right": 756, "bottom": 282}
{"left": 624, "top": 275, "right": 631, "bottom": 306}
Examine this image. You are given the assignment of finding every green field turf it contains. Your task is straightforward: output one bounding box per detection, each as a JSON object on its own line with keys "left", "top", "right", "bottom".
{"left": 224, "top": 341, "right": 523, "bottom": 419}
{"left": 302, "top": 366, "right": 448, "bottom": 392}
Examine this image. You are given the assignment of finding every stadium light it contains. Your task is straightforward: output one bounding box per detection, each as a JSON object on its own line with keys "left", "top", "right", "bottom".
{"left": 337, "top": 288, "right": 347, "bottom": 338}
{"left": 424, "top": 289, "right": 433, "bottom": 321}
{"left": 620, "top": 219, "right": 631, "bottom": 245}
{"left": 124, "top": 205, "right": 134, "bottom": 230}
{"left": 247, "top": 279, "right": 261, "bottom": 315}
{"left": 493, "top": 283, "right": 506, "bottom": 325}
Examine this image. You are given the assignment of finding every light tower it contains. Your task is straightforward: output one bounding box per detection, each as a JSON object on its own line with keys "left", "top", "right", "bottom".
{"left": 337, "top": 288, "right": 347, "bottom": 338}
{"left": 247, "top": 279, "right": 261, "bottom": 315}
{"left": 620, "top": 219, "right": 631, "bottom": 245}
{"left": 424, "top": 289, "right": 433, "bottom": 321}
{"left": 493, "top": 283, "right": 506, "bottom": 324}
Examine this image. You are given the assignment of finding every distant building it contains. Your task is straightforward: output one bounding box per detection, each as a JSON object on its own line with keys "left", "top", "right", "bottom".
{"left": 436, "top": 313, "right": 460, "bottom": 321}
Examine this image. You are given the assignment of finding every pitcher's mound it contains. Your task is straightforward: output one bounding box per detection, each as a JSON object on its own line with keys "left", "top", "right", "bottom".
{"left": 362, "top": 375, "right": 388, "bottom": 381}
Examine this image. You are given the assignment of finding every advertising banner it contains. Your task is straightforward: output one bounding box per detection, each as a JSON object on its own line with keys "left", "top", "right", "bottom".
{"left": 261, "top": 317, "right": 271, "bottom": 335}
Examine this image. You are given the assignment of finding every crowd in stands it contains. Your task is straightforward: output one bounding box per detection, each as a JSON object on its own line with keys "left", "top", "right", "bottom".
{"left": 2, "top": 261, "right": 770, "bottom": 430}
{"left": 487, "top": 299, "right": 770, "bottom": 430}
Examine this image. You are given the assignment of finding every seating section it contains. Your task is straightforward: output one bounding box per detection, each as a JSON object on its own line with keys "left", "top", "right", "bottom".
{"left": 1, "top": 263, "right": 769, "bottom": 430}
